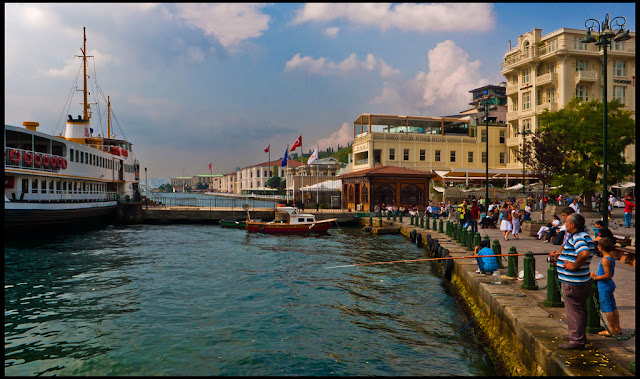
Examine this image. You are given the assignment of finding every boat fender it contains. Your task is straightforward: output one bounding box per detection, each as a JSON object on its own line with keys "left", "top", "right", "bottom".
{"left": 50, "top": 156, "right": 57, "bottom": 168}
{"left": 23, "top": 152, "right": 33, "bottom": 165}
{"left": 443, "top": 250, "right": 454, "bottom": 281}
{"left": 410, "top": 230, "right": 416, "bottom": 242}
{"left": 416, "top": 232, "right": 422, "bottom": 247}
{"left": 42, "top": 155, "right": 50, "bottom": 167}
{"left": 438, "top": 245, "right": 444, "bottom": 259}
{"left": 10, "top": 149, "right": 20, "bottom": 163}
{"left": 60, "top": 158, "right": 68, "bottom": 169}
{"left": 258, "top": 224, "right": 265, "bottom": 230}
{"left": 34, "top": 153, "right": 42, "bottom": 166}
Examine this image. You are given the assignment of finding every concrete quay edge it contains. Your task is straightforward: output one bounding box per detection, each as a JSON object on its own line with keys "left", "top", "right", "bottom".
{"left": 370, "top": 218, "right": 634, "bottom": 376}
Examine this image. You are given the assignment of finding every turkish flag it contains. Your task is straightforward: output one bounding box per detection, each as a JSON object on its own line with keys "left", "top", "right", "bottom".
{"left": 264, "top": 145, "right": 270, "bottom": 153}
{"left": 209, "top": 163, "right": 212, "bottom": 170}
{"left": 290, "top": 134, "right": 302, "bottom": 151}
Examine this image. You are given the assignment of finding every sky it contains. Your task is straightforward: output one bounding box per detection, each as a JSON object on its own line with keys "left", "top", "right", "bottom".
{"left": 4, "top": 3, "right": 636, "bottom": 178}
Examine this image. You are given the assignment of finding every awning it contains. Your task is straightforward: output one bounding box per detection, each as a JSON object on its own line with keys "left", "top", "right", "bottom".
{"left": 610, "top": 182, "right": 635, "bottom": 189}
{"left": 300, "top": 179, "right": 342, "bottom": 191}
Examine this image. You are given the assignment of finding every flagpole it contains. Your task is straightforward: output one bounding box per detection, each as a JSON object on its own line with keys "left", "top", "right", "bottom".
{"left": 286, "top": 144, "right": 289, "bottom": 204}
{"left": 316, "top": 144, "right": 319, "bottom": 210}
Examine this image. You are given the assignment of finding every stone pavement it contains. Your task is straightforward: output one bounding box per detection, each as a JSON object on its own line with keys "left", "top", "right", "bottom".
{"left": 388, "top": 207, "right": 635, "bottom": 375}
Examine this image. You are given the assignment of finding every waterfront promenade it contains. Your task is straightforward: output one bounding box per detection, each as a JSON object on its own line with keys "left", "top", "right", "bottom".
{"left": 384, "top": 207, "right": 635, "bottom": 375}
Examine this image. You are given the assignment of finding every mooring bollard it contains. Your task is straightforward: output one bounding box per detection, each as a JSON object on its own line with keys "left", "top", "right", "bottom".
{"left": 466, "top": 229, "right": 474, "bottom": 251}
{"left": 492, "top": 239, "right": 504, "bottom": 269}
{"left": 439, "top": 219, "right": 444, "bottom": 233}
{"left": 420, "top": 216, "right": 425, "bottom": 229}
{"left": 379, "top": 213, "right": 383, "bottom": 226}
{"left": 521, "top": 251, "right": 539, "bottom": 290}
{"left": 543, "top": 259, "right": 563, "bottom": 307}
{"left": 507, "top": 246, "right": 519, "bottom": 279}
{"left": 399, "top": 213, "right": 403, "bottom": 223}
{"left": 474, "top": 232, "right": 481, "bottom": 250}
{"left": 387, "top": 212, "right": 391, "bottom": 220}
{"left": 409, "top": 214, "right": 414, "bottom": 226}
{"left": 445, "top": 221, "right": 451, "bottom": 236}
{"left": 369, "top": 213, "right": 373, "bottom": 226}
{"left": 393, "top": 213, "right": 397, "bottom": 222}
{"left": 425, "top": 215, "right": 430, "bottom": 230}
{"left": 586, "top": 281, "right": 605, "bottom": 334}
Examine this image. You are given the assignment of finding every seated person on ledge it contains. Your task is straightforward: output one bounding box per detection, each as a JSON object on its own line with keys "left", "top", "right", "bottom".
{"left": 474, "top": 240, "right": 498, "bottom": 275}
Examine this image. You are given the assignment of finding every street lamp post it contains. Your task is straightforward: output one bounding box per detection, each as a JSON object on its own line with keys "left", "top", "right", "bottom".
{"left": 581, "top": 13, "right": 630, "bottom": 227}
{"left": 478, "top": 98, "right": 496, "bottom": 208}
{"left": 515, "top": 125, "right": 532, "bottom": 196}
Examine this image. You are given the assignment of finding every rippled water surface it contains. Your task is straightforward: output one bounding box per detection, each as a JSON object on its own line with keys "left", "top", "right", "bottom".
{"left": 5, "top": 223, "right": 495, "bottom": 375}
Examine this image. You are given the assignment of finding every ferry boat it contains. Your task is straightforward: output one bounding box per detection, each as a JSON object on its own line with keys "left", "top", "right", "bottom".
{"left": 4, "top": 28, "right": 140, "bottom": 231}
{"left": 246, "top": 206, "right": 337, "bottom": 233}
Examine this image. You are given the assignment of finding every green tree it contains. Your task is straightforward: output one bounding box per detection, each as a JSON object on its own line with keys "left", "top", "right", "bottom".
{"left": 267, "top": 176, "right": 281, "bottom": 189}
{"left": 538, "top": 98, "right": 635, "bottom": 210}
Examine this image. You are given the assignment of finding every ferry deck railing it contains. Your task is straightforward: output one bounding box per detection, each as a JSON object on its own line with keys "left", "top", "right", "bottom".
{"left": 5, "top": 147, "right": 66, "bottom": 173}
{"left": 9, "top": 190, "right": 118, "bottom": 203}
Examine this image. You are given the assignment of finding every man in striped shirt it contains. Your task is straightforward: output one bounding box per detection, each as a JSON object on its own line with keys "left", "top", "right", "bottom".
{"left": 549, "top": 213, "right": 595, "bottom": 350}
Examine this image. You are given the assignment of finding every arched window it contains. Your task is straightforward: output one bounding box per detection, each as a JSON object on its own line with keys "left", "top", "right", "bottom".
{"left": 400, "top": 184, "right": 424, "bottom": 205}
{"left": 348, "top": 184, "right": 355, "bottom": 202}
{"left": 361, "top": 184, "right": 369, "bottom": 204}
{"left": 372, "top": 184, "right": 395, "bottom": 205}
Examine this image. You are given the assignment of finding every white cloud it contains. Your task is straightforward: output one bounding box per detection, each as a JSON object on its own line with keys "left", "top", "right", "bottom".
{"left": 316, "top": 122, "right": 352, "bottom": 150}
{"left": 324, "top": 27, "right": 340, "bottom": 38}
{"left": 285, "top": 52, "right": 398, "bottom": 77}
{"left": 292, "top": 3, "right": 495, "bottom": 32}
{"left": 370, "top": 40, "right": 487, "bottom": 116}
{"left": 173, "top": 4, "right": 270, "bottom": 49}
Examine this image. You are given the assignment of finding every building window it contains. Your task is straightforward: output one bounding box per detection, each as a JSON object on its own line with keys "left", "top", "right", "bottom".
{"left": 612, "top": 41, "right": 625, "bottom": 51}
{"left": 450, "top": 150, "right": 456, "bottom": 163}
{"left": 523, "top": 91, "right": 531, "bottom": 111}
{"left": 500, "top": 130, "right": 505, "bottom": 143}
{"left": 389, "top": 148, "right": 395, "bottom": 160}
{"left": 576, "top": 59, "right": 589, "bottom": 71}
{"left": 613, "top": 60, "right": 626, "bottom": 76}
{"left": 70, "top": 149, "right": 74, "bottom": 162}
{"left": 403, "top": 149, "right": 409, "bottom": 161}
{"left": 574, "top": 36, "right": 586, "bottom": 50}
{"left": 613, "top": 86, "right": 626, "bottom": 105}
{"left": 419, "top": 149, "right": 426, "bottom": 161}
{"left": 547, "top": 39, "right": 558, "bottom": 53}
{"left": 481, "top": 129, "right": 487, "bottom": 143}
{"left": 576, "top": 85, "right": 589, "bottom": 102}
{"left": 481, "top": 151, "right": 487, "bottom": 163}
{"left": 522, "top": 68, "right": 530, "bottom": 84}
{"left": 468, "top": 152, "right": 473, "bottom": 163}
{"left": 500, "top": 152, "right": 505, "bottom": 164}
{"left": 546, "top": 87, "right": 556, "bottom": 103}
{"left": 435, "top": 150, "right": 441, "bottom": 162}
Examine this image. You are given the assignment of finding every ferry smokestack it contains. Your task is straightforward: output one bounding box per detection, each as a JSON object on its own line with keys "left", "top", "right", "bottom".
{"left": 23, "top": 121, "right": 39, "bottom": 131}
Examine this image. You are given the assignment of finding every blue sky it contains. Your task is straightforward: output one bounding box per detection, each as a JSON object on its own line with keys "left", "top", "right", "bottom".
{"left": 4, "top": 3, "right": 635, "bottom": 177}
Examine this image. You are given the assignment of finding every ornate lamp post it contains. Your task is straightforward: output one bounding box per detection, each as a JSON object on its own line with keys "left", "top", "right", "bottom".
{"left": 515, "top": 124, "right": 532, "bottom": 196}
{"left": 581, "top": 13, "right": 630, "bottom": 227}
{"left": 478, "top": 97, "right": 497, "bottom": 207}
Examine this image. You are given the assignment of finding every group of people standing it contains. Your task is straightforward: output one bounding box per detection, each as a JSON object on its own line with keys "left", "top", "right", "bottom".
{"left": 497, "top": 201, "right": 528, "bottom": 240}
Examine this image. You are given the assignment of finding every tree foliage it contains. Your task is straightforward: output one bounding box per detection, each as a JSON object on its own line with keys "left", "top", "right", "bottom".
{"left": 536, "top": 98, "right": 635, "bottom": 208}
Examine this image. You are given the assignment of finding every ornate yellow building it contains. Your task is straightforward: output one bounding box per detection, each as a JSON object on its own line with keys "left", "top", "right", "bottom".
{"left": 500, "top": 28, "right": 636, "bottom": 168}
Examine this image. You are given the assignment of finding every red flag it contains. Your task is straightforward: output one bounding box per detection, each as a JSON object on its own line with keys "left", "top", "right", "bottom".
{"left": 290, "top": 134, "right": 302, "bottom": 151}
{"left": 264, "top": 145, "right": 270, "bottom": 153}
{"left": 209, "top": 163, "right": 212, "bottom": 170}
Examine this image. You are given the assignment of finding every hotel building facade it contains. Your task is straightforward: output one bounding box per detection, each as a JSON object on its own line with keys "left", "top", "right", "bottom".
{"left": 500, "top": 28, "right": 636, "bottom": 169}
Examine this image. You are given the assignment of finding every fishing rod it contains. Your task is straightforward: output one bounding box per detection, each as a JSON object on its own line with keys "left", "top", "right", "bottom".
{"left": 325, "top": 252, "right": 551, "bottom": 269}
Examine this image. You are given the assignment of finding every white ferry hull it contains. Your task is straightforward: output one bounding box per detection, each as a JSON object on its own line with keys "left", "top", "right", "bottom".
{"left": 5, "top": 201, "right": 118, "bottom": 229}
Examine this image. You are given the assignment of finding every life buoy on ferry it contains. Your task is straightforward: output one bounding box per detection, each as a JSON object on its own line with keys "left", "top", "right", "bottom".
{"left": 258, "top": 224, "right": 265, "bottom": 230}
{"left": 34, "top": 153, "right": 42, "bottom": 166}
{"left": 42, "top": 155, "right": 50, "bottom": 167}
{"left": 10, "top": 149, "right": 21, "bottom": 163}
{"left": 23, "top": 152, "right": 33, "bottom": 165}
{"left": 60, "top": 158, "right": 68, "bottom": 169}
{"left": 50, "top": 156, "right": 58, "bottom": 168}
{"left": 57, "top": 157, "right": 64, "bottom": 168}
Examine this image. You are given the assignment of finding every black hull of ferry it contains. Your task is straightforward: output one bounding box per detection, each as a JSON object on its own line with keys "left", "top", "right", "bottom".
{"left": 4, "top": 205, "right": 118, "bottom": 234}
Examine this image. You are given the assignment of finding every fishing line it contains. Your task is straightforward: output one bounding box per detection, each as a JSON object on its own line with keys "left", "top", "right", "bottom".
{"left": 324, "top": 253, "right": 528, "bottom": 269}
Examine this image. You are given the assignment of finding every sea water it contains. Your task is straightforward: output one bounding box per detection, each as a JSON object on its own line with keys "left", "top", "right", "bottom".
{"left": 5, "top": 223, "right": 496, "bottom": 375}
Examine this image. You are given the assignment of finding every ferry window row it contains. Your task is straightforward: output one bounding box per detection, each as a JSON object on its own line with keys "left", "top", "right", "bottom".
{"left": 69, "top": 148, "right": 125, "bottom": 170}
{"left": 24, "top": 178, "right": 107, "bottom": 194}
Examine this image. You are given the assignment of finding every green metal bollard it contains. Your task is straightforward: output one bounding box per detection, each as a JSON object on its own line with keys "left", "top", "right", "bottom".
{"left": 425, "top": 215, "right": 430, "bottom": 230}
{"left": 439, "top": 219, "right": 444, "bottom": 233}
{"left": 492, "top": 239, "right": 505, "bottom": 269}
{"left": 543, "top": 260, "right": 564, "bottom": 307}
{"left": 379, "top": 213, "right": 383, "bottom": 226}
{"left": 586, "top": 281, "right": 604, "bottom": 333}
{"left": 466, "top": 229, "right": 474, "bottom": 251}
{"left": 473, "top": 232, "right": 481, "bottom": 250}
{"left": 420, "top": 216, "right": 424, "bottom": 229}
{"left": 369, "top": 213, "right": 373, "bottom": 226}
{"left": 387, "top": 211, "right": 391, "bottom": 220}
{"left": 399, "top": 213, "right": 403, "bottom": 223}
{"left": 393, "top": 213, "right": 397, "bottom": 222}
{"left": 445, "top": 221, "right": 451, "bottom": 236}
{"left": 410, "top": 214, "right": 414, "bottom": 226}
{"left": 433, "top": 218, "right": 437, "bottom": 231}
{"left": 454, "top": 224, "right": 459, "bottom": 242}
{"left": 463, "top": 228, "right": 469, "bottom": 247}
{"left": 521, "top": 251, "right": 539, "bottom": 290}
{"left": 507, "top": 246, "right": 519, "bottom": 279}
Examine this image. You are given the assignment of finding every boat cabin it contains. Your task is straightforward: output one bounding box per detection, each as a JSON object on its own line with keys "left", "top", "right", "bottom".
{"left": 274, "top": 206, "right": 316, "bottom": 224}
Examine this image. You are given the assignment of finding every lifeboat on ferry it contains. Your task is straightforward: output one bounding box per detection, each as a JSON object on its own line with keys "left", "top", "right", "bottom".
{"left": 120, "top": 148, "right": 128, "bottom": 157}
{"left": 110, "top": 146, "right": 121, "bottom": 156}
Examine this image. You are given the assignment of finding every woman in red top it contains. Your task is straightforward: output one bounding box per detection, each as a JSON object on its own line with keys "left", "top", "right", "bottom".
{"left": 623, "top": 196, "right": 635, "bottom": 228}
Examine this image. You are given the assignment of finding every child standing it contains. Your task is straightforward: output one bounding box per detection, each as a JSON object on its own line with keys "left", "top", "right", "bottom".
{"left": 590, "top": 237, "right": 622, "bottom": 336}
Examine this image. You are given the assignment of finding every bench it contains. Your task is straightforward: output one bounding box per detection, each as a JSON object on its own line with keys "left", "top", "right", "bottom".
{"left": 612, "top": 234, "right": 631, "bottom": 247}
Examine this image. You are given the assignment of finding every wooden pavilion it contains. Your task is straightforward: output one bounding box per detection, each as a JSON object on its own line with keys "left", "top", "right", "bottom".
{"left": 339, "top": 165, "right": 436, "bottom": 212}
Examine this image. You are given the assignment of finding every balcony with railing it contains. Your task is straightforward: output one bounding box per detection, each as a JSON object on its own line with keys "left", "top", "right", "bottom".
{"left": 505, "top": 83, "right": 518, "bottom": 95}
{"left": 575, "top": 70, "right": 598, "bottom": 84}
{"left": 536, "top": 102, "right": 559, "bottom": 113}
{"left": 506, "top": 136, "right": 521, "bottom": 147}
{"left": 535, "top": 72, "right": 557, "bottom": 86}
{"left": 506, "top": 110, "right": 519, "bottom": 120}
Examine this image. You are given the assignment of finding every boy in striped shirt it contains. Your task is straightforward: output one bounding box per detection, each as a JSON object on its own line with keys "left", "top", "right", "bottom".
{"left": 549, "top": 213, "right": 595, "bottom": 350}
